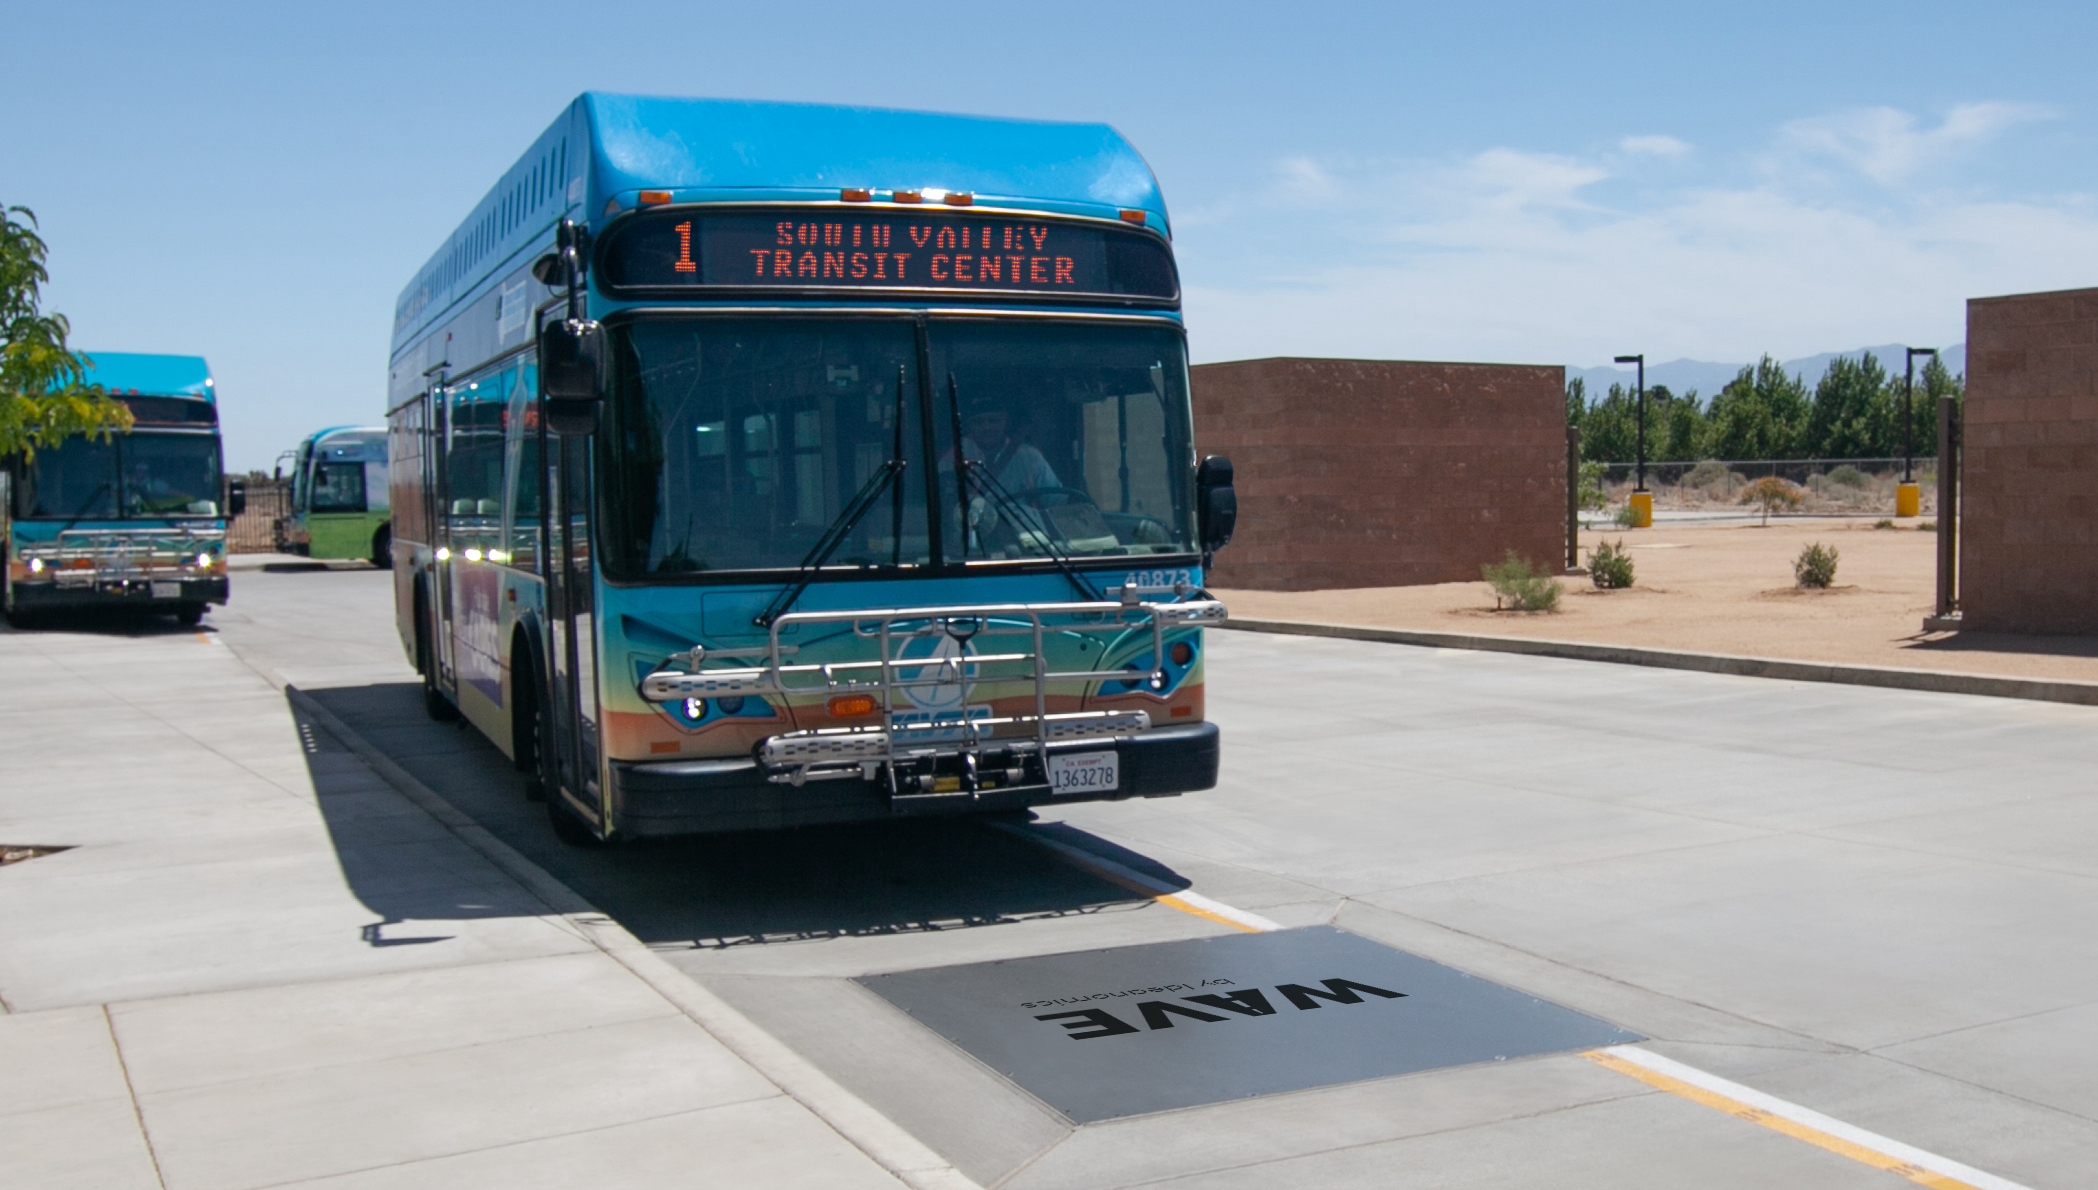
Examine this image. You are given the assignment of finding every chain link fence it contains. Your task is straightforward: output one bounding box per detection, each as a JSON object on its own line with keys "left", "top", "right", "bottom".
{"left": 1593, "top": 457, "right": 1939, "bottom": 514}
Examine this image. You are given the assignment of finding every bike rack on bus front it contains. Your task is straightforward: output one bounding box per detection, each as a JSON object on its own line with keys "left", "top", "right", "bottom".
{"left": 639, "top": 596, "right": 1228, "bottom": 797}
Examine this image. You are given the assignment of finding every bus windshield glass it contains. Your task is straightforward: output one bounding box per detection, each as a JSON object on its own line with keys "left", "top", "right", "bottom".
{"left": 600, "top": 318, "right": 1195, "bottom": 579}
{"left": 121, "top": 433, "right": 223, "bottom": 516}
{"left": 15, "top": 432, "right": 221, "bottom": 519}
{"left": 16, "top": 436, "right": 117, "bottom": 519}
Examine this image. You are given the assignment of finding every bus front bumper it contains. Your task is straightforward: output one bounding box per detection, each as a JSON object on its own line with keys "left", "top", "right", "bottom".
{"left": 608, "top": 720, "right": 1219, "bottom": 838}
{"left": 8, "top": 576, "right": 228, "bottom": 611}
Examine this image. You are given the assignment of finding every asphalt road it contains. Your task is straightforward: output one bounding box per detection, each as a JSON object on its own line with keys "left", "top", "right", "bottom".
{"left": 208, "top": 564, "right": 2098, "bottom": 1189}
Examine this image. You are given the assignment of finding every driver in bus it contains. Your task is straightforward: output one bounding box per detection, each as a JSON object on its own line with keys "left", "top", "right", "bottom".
{"left": 955, "top": 398, "right": 1060, "bottom": 543}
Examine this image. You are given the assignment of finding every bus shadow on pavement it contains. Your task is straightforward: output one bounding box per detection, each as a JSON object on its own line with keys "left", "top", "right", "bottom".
{"left": 296, "top": 682, "right": 1171, "bottom": 953}
{"left": 1, "top": 609, "right": 214, "bottom": 637}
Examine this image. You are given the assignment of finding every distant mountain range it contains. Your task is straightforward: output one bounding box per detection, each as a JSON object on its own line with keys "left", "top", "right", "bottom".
{"left": 1567, "top": 343, "right": 1966, "bottom": 400}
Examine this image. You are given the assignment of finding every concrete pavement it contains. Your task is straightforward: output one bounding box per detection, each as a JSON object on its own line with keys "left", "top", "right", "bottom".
{"left": 0, "top": 603, "right": 949, "bottom": 1189}
{"left": 8, "top": 566, "right": 2097, "bottom": 1188}
{"left": 202, "top": 568, "right": 2098, "bottom": 1189}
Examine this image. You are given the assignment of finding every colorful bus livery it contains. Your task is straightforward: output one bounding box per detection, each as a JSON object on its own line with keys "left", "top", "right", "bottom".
{"left": 3, "top": 353, "right": 240, "bottom": 627}
{"left": 276, "top": 427, "right": 391, "bottom": 565}
{"left": 388, "top": 94, "right": 1237, "bottom": 845}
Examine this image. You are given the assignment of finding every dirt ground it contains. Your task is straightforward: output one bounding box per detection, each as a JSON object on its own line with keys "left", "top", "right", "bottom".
{"left": 1216, "top": 516, "right": 2098, "bottom": 683}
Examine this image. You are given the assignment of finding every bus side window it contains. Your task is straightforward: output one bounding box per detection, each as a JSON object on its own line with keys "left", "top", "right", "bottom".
{"left": 506, "top": 360, "right": 542, "bottom": 574}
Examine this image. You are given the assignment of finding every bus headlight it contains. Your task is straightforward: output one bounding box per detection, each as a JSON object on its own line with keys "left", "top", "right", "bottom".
{"left": 26, "top": 556, "right": 44, "bottom": 575}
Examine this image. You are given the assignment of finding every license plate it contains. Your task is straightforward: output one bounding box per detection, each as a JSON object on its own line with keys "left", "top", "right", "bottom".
{"left": 150, "top": 581, "right": 181, "bottom": 599}
{"left": 1047, "top": 750, "right": 1119, "bottom": 795}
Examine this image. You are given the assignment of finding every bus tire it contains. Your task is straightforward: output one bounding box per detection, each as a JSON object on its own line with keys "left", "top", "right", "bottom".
{"left": 513, "top": 644, "right": 547, "bottom": 802}
{"left": 371, "top": 524, "right": 392, "bottom": 570}
{"left": 174, "top": 603, "right": 205, "bottom": 627}
{"left": 413, "top": 581, "right": 458, "bottom": 722}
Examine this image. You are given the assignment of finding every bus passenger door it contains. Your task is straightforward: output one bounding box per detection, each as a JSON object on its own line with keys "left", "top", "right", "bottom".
{"left": 428, "top": 379, "right": 457, "bottom": 691}
{"left": 543, "top": 430, "right": 601, "bottom": 819}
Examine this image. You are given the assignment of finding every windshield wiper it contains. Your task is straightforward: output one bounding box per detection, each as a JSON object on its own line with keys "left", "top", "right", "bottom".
{"left": 756, "top": 366, "right": 911, "bottom": 628}
{"left": 54, "top": 482, "right": 113, "bottom": 537}
{"left": 947, "top": 373, "right": 1102, "bottom": 602}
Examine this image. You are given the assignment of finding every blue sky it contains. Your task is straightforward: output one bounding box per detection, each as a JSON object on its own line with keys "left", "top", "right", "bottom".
{"left": 12, "top": 1, "right": 2097, "bottom": 470}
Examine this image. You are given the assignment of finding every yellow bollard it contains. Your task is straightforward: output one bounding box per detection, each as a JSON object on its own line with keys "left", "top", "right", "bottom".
{"left": 1895, "top": 482, "right": 1921, "bottom": 518}
{"left": 1628, "top": 491, "right": 1653, "bottom": 528}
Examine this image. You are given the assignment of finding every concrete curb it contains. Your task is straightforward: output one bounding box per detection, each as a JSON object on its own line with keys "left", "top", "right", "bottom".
{"left": 286, "top": 687, "right": 982, "bottom": 1190}
{"left": 1218, "top": 618, "right": 2098, "bottom": 707}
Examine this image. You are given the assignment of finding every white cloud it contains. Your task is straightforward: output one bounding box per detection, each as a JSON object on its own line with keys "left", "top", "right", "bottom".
{"left": 1778, "top": 102, "right": 2053, "bottom": 185}
{"left": 1176, "top": 103, "right": 2098, "bottom": 370}
{"left": 1620, "top": 134, "right": 1690, "bottom": 157}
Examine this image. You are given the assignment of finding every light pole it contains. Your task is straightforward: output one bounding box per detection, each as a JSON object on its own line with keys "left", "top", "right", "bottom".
{"left": 1614, "top": 354, "right": 1649, "bottom": 526}
{"left": 1901, "top": 346, "right": 1936, "bottom": 517}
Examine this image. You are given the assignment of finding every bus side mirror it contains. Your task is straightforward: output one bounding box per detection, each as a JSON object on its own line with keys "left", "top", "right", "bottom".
{"left": 227, "top": 478, "right": 248, "bottom": 518}
{"left": 1197, "top": 455, "right": 1236, "bottom": 557}
{"left": 541, "top": 318, "right": 606, "bottom": 435}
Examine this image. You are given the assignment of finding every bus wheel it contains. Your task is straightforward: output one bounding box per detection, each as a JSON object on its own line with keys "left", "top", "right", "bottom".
{"left": 371, "top": 525, "right": 393, "bottom": 570}
{"left": 413, "top": 587, "right": 458, "bottom": 722}
{"left": 514, "top": 655, "right": 547, "bottom": 802}
{"left": 174, "top": 603, "right": 205, "bottom": 627}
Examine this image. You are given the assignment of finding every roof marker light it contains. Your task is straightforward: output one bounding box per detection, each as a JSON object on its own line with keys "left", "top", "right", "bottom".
{"left": 1119, "top": 209, "right": 1147, "bottom": 224}
{"left": 841, "top": 188, "right": 871, "bottom": 202}
{"left": 942, "top": 192, "right": 974, "bottom": 207}
{"left": 638, "top": 190, "right": 672, "bottom": 205}
{"left": 892, "top": 190, "right": 923, "bottom": 204}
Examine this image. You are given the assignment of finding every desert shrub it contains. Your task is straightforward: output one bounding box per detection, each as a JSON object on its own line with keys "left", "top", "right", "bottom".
{"left": 1917, "top": 520, "right": 1937, "bottom": 532}
{"left": 1612, "top": 503, "right": 1641, "bottom": 528}
{"left": 1588, "top": 538, "right": 1635, "bottom": 589}
{"left": 1827, "top": 464, "right": 1871, "bottom": 488}
{"left": 1739, "top": 476, "right": 1804, "bottom": 525}
{"left": 1872, "top": 519, "right": 1896, "bottom": 530}
{"left": 1482, "top": 551, "right": 1562, "bottom": 612}
{"left": 1794, "top": 541, "right": 1839, "bottom": 588}
{"left": 1681, "top": 459, "right": 1730, "bottom": 488}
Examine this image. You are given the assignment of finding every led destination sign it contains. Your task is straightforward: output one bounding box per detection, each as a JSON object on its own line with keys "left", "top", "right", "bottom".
{"left": 599, "top": 209, "right": 1178, "bottom": 301}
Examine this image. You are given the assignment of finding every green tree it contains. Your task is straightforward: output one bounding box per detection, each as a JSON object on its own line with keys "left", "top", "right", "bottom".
{"left": 1577, "top": 382, "right": 1641, "bottom": 463}
{"left": 2, "top": 206, "right": 131, "bottom": 458}
{"left": 1655, "top": 386, "right": 1709, "bottom": 462}
{"left": 1706, "top": 356, "right": 1809, "bottom": 460}
{"left": 1803, "top": 352, "right": 1895, "bottom": 459}
{"left": 1903, "top": 356, "right": 1963, "bottom": 460}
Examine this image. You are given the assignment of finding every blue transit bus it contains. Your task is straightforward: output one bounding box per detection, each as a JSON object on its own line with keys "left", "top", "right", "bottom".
{"left": 3, "top": 353, "right": 241, "bottom": 628}
{"left": 387, "top": 94, "right": 1235, "bottom": 845}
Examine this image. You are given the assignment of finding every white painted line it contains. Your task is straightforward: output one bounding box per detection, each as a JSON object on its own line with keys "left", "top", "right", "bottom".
{"left": 1592, "top": 1045, "right": 2033, "bottom": 1190}
{"left": 995, "top": 822, "right": 1284, "bottom": 933}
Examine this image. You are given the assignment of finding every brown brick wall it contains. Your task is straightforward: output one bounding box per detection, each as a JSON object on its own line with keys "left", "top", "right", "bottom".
{"left": 1191, "top": 357, "right": 1566, "bottom": 591}
{"left": 1960, "top": 287, "right": 2098, "bottom": 634}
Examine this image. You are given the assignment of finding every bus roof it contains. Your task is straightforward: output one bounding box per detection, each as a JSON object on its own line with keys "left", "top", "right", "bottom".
{"left": 394, "top": 94, "right": 1168, "bottom": 351}
{"left": 77, "top": 352, "right": 214, "bottom": 401}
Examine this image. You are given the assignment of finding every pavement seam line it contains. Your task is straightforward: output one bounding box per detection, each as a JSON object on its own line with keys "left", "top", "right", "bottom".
{"left": 285, "top": 686, "right": 982, "bottom": 1190}
{"left": 1584, "top": 1045, "right": 2032, "bottom": 1190}
{"left": 1219, "top": 618, "right": 2098, "bottom": 707}
{"left": 103, "top": 1004, "right": 169, "bottom": 1190}
{"left": 988, "top": 822, "right": 1282, "bottom": 932}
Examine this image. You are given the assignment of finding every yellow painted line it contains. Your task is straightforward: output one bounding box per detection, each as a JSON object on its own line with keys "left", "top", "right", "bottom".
{"left": 990, "top": 822, "right": 1281, "bottom": 933}
{"left": 1585, "top": 1046, "right": 2031, "bottom": 1190}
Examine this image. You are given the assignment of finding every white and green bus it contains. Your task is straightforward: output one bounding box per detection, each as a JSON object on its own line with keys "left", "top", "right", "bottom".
{"left": 275, "top": 426, "right": 391, "bottom": 566}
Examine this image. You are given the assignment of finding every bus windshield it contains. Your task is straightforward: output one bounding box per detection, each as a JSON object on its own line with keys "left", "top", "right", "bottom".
{"left": 600, "top": 317, "right": 1195, "bottom": 579}
{"left": 14, "top": 431, "right": 222, "bottom": 519}
{"left": 120, "top": 433, "right": 223, "bottom": 516}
